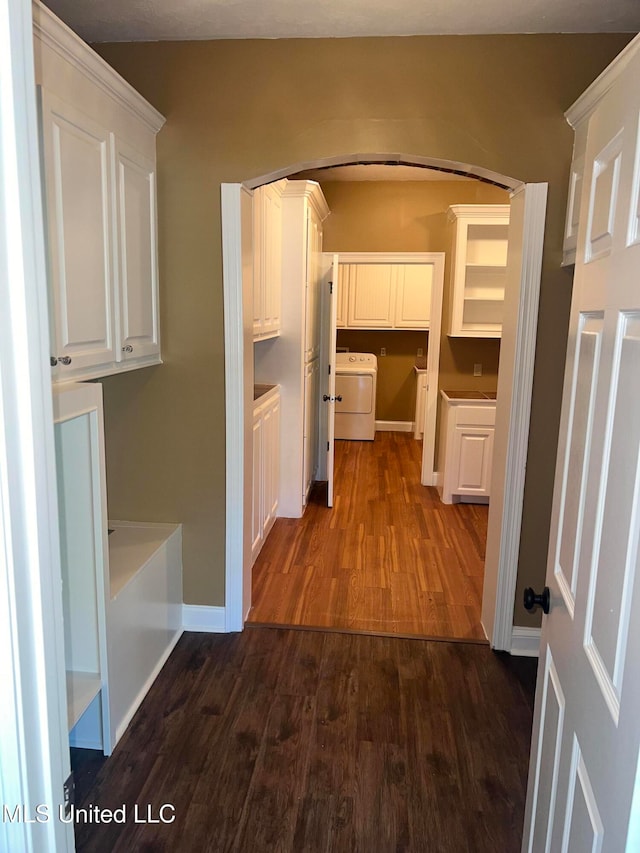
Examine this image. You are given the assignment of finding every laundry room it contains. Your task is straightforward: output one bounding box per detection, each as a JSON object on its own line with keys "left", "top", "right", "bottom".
{"left": 315, "top": 169, "right": 508, "bottom": 462}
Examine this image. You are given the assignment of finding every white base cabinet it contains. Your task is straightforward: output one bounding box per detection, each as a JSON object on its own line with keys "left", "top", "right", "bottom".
{"left": 252, "top": 386, "right": 280, "bottom": 564}
{"left": 438, "top": 391, "right": 496, "bottom": 504}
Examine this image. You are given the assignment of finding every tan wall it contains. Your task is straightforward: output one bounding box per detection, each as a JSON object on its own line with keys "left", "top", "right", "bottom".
{"left": 321, "top": 180, "right": 508, "bottom": 423}
{"left": 335, "top": 329, "right": 427, "bottom": 422}
{"left": 94, "top": 34, "right": 631, "bottom": 621}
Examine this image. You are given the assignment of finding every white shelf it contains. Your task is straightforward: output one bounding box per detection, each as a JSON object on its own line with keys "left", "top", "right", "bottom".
{"left": 464, "top": 263, "right": 507, "bottom": 270}
{"left": 66, "top": 671, "right": 101, "bottom": 731}
{"left": 108, "top": 521, "right": 180, "bottom": 598}
{"left": 464, "top": 295, "right": 504, "bottom": 302}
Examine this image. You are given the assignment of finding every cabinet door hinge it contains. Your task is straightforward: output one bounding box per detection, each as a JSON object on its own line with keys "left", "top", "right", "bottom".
{"left": 329, "top": 281, "right": 333, "bottom": 294}
{"left": 327, "top": 442, "right": 330, "bottom": 451}
{"left": 328, "top": 364, "right": 331, "bottom": 375}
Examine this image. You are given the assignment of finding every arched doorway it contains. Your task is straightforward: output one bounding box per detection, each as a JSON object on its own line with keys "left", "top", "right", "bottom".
{"left": 221, "top": 153, "right": 546, "bottom": 654}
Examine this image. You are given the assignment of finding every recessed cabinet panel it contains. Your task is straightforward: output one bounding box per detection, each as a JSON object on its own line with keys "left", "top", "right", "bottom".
{"left": 41, "top": 91, "right": 115, "bottom": 374}
{"left": 253, "top": 182, "right": 283, "bottom": 341}
{"left": 115, "top": 141, "right": 160, "bottom": 361}
{"left": 395, "top": 264, "right": 432, "bottom": 329}
{"left": 347, "top": 264, "right": 395, "bottom": 328}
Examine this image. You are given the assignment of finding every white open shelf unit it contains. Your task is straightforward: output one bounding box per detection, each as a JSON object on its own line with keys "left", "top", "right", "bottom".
{"left": 448, "top": 206, "right": 510, "bottom": 338}
{"left": 54, "top": 383, "right": 183, "bottom": 755}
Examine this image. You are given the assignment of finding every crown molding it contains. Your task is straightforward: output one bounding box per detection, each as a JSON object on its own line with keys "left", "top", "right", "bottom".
{"left": 32, "top": 0, "right": 165, "bottom": 135}
{"left": 282, "top": 180, "right": 330, "bottom": 221}
{"left": 566, "top": 32, "right": 640, "bottom": 129}
{"left": 447, "top": 203, "right": 511, "bottom": 222}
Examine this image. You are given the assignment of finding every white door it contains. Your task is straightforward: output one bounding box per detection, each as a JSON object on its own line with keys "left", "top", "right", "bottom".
{"left": 523, "top": 51, "right": 640, "bottom": 851}
{"left": 114, "top": 137, "right": 160, "bottom": 362}
{"left": 39, "top": 88, "right": 116, "bottom": 376}
{"left": 320, "top": 254, "right": 339, "bottom": 507}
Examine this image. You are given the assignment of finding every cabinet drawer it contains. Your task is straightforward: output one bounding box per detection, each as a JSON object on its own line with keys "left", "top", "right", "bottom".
{"left": 454, "top": 405, "right": 496, "bottom": 427}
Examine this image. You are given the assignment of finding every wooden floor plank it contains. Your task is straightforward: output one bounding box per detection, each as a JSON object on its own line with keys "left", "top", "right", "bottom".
{"left": 249, "top": 433, "right": 489, "bottom": 641}
{"left": 72, "top": 629, "right": 536, "bottom": 852}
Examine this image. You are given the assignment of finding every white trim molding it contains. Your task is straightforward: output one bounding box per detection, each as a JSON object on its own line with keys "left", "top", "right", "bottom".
{"left": 482, "top": 182, "right": 548, "bottom": 651}
{"left": 32, "top": 0, "right": 165, "bottom": 134}
{"left": 221, "top": 183, "right": 246, "bottom": 632}
{"left": 511, "top": 626, "right": 542, "bottom": 657}
{"left": 566, "top": 33, "right": 640, "bottom": 128}
{"left": 183, "top": 605, "right": 227, "bottom": 633}
{"left": 376, "top": 420, "right": 413, "bottom": 432}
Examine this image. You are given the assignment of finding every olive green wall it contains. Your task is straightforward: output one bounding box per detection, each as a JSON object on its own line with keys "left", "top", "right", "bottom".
{"left": 335, "top": 329, "right": 427, "bottom": 422}
{"left": 95, "top": 34, "right": 631, "bottom": 622}
{"left": 320, "top": 179, "right": 508, "bottom": 422}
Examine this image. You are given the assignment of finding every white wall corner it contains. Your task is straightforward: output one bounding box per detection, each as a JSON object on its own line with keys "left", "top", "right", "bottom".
{"left": 182, "top": 605, "right": 227, "bottom": 633}
{"left": 510, "top": 626, "right": 541, "bottom": 657}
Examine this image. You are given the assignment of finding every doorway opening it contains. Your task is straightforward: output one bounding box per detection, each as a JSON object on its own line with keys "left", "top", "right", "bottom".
{"left": 221, "top": 153, "right": 547, "bottom": 652}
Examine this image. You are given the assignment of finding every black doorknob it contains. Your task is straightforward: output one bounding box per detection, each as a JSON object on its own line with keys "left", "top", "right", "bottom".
{"left": 524, "top": 586, "right": 550, "bottom": 615}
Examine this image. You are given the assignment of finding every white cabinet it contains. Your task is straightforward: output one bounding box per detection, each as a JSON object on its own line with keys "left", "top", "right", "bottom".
{"left": 347, "top": 263, "right": 395, "bottom": 328}
{"left": 114, "top": 138, "right": 160, "bottom": 362}
{"left": 304, "top": 211, "right": 323, "bottom": 360}
{"left": 303, "top": 359, "right": 320, "bottom": 501}
{"left": 447, "top": 205, "right": 510, "bottom": 338}
{"left": 394, "top": 264, "right": 433, "bottom": 329}
{"left": 253, "top": 181, "right": 284, "bottom": 341}
{"left": 334, "top": 254, "right": 440, "bottom": 330}
{"left": 40, "top": 91, "right": 117, "bottom": 376}
{"left": 438, "top": 391, "right": 496, "bottom": 504}
{"left": 252, "top": 386, "right": 280, "bottom": 564}
{"left": 34, "top": 2, "right": 165, "bottom": 383}
{"left": 413, "top": 368, "right": 428, "bottom": 439}
{"left": 53, "top": 382, "right": 182, "bottom": 754}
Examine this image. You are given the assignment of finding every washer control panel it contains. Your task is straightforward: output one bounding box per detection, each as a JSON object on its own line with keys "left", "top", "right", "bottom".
{"left": 336, "top": 352, "right": 377, "bottom": 367}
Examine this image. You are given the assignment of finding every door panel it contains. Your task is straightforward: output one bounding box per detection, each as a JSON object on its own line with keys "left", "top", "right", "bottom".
{"left": 39, "top": 89, "right": 115, "bottom": 373}
{"left": 115, "top": 139, "right": 160, "bottom": 361}
{"left": 523, "top": 43, "right": 640, "bottom": 852}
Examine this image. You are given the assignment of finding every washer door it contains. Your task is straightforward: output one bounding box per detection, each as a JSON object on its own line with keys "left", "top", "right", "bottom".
{"left": 335, "top": 373, "right": 374, "bottom": 414}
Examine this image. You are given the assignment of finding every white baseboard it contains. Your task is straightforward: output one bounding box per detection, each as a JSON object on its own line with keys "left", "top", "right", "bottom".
{"left": 376, "top": 420, "right": 413, "bottom": 432}
{"left": 510, "top": 626, "right": 541, "bottom": 657}
{"left": 183, "top": 604, "right": 227, "bottom": 633}
{"left": 115, "top": 628, "right": 183, "bottom": 744}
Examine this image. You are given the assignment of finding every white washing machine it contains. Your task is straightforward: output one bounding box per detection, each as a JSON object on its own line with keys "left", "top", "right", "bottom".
{"left": 334, "top": 353, "right": 378, "bottom": 441}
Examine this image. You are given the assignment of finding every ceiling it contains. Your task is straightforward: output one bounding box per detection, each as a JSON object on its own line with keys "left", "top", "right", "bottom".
{"left": 42, "top": 0, "right": 640, "bottom": 43}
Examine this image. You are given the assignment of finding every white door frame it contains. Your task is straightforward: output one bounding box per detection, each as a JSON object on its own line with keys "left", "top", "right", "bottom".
{"left": 0, "top": 0, "right": 74, "bottom": 848}
{"left": 222, "top": 160, "right": 547, "bottom": 651}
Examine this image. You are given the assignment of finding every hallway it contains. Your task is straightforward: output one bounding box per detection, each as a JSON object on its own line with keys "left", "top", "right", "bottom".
{"left": 72, "top": 628, "right": 536, "bottom": 852}
{"left": 249, "top": 432, "right": 487, "bottom": 641}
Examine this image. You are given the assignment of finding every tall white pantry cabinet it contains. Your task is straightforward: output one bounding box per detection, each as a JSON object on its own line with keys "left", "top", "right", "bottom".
{"left": 33, "top": 1, "right": 182, "bottom": 756}
{"left": 254, "top": 180, "right": 330, "bottom": 518}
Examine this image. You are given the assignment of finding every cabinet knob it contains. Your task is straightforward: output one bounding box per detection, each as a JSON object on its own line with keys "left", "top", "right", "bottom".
{"left": 58, "top": 356, "right": 72, "bottom": 366}
{"left": 122, "top": 345, "right": 133, "bottom": 353}
{"left": 50, "top": 356, "right": 58, "bottom": 367}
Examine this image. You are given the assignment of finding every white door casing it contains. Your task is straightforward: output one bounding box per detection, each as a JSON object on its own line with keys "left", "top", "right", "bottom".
{"left": 523, "top": 36, "right": 640, "bottom": 851}
{"left": 325, "top": 255, "right": 339, "bottom": 507}
{"left": 223, "top": 170, "right": 545, "bottom": 642}
{"left": 0, "top": 0, "right": 73, "bottom": 847}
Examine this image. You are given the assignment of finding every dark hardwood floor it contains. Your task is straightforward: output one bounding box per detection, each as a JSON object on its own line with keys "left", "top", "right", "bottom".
{"left": 72, "top": 628, "right": 536, "bottom": 853}
{"left": 249, "top": 433, "right": 488, "bottom": 641}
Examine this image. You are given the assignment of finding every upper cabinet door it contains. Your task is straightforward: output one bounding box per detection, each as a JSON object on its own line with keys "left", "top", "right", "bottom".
{"left": 39, "top": 89, "right": 116, "bottom": 375}
{"left": 347, "top": 263, "right": 395, "bottom": 328}
{"left": 394, "top": 263, "right": 432, "bottom": 329}
{"left": 114, "top": 138, "right": 160, "bottom": 362}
